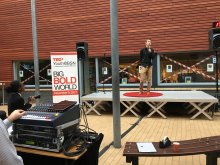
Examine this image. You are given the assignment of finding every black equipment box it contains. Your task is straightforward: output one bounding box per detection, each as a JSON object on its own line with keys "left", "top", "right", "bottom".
{"left": 12, "top": 101, "right": 81, "bottom": 152}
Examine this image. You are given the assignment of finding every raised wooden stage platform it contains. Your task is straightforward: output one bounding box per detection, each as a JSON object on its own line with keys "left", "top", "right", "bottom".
{"left": 81, "top": 91, "right": 218, "bottom": 120}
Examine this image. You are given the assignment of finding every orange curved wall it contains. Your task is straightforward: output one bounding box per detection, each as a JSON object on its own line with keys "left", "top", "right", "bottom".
{"left": 0, "top": 0, "right": 220, "bottom": 81}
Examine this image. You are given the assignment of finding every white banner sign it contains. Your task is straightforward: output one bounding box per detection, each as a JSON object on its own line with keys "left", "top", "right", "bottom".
{"left": 50, "top": 52, "right": 79, "bottom": 103}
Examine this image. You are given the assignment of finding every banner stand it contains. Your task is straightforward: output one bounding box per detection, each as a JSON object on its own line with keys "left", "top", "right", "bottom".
{"left": 50, "top": 52, "right": 79, "bottom": 104}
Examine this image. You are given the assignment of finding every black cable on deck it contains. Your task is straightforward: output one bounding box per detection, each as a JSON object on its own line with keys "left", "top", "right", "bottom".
{"left": 99, "top": 114, "right": 145, "bottom": 157}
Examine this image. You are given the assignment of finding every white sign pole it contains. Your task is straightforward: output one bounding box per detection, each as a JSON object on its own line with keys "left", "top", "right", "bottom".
{"left": 50, "top": 52, "right": 79, "bottom": 103}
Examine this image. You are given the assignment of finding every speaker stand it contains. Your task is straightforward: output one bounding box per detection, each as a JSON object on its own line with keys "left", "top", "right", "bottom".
{"left": 215, "top": 50, "right": 219, "bottom": 113}
{"left": 102, "top": 54, "right": 106, "bottom": 94}
{"left": 102, "top": 79, "right": 105, "bottom": 94}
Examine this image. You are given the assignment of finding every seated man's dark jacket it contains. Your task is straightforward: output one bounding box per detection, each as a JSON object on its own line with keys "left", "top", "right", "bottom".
{"left": 8, "top": 92, "right": 31, "bottom": 115}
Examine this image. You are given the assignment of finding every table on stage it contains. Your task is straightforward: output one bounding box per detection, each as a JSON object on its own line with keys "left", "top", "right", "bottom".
{"left": 16, "top": 146, "right": 85, "bottom": 165}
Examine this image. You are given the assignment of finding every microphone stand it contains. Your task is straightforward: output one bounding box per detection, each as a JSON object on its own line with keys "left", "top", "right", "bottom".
{"left": 102, "top": 54, "right": 106, "bottom": 94}
{"left": 215, "top": 50, "right": 219, "bottom": 113}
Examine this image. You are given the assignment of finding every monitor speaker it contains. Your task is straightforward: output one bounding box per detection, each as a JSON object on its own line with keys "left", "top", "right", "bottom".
{"left": 209, "top": 28, "right": 220, "bottom": 50}
{"left": 76, "top": 42, "right": 88, "bottom": 60}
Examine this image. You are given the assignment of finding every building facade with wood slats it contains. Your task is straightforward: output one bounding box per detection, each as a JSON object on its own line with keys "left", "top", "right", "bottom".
{"left": 0, "top": 0, "right": 220, "bottom": 87}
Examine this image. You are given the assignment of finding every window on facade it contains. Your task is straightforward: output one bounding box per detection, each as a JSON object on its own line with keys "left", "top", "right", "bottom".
{"left": 98, "top": 51, "right": 219, "bottom": 86}
{"left": 16, "top": 59, "right": 97, "bottom": 91}
{"left": 160, "top": 52, "right": 218, "bottom": 84}
{"left": 99, "top": 57, "right": 112, "bottom": 84}
{"left": 17, "top": 60, "right": 52, "bottom": 85}
{"left": 98, "top": 56, "right": 140, "bottom": 85}
{"left": 88, "top": 58, "right": 96, "bottom": 92}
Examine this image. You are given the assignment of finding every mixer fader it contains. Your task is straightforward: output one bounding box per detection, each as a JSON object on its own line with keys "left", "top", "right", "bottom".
{"left": 21, "top": 111, "right": 61, "bottom": 121}
{"left": 29, "top": 104, "right": 53, "bottom": 112}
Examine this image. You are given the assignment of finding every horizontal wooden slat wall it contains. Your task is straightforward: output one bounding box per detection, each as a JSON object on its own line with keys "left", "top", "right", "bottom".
{"left": 0, "top": 0, "right": 220, "bottom": 81}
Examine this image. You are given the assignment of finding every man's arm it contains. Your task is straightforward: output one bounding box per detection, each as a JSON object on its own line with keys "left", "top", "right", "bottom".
{"left": 150, "top": 48, "right": 156, "bottom": 59}
{"left": 140, "top": 49, "right": 143, "bottom": 63}
{"left": 0, "top": 110, "right": 25, "bottom": 165}
{"left": 24, "top": 96, "right": 36, "bottom": 110}
{"left": 7, "top": 109, "right": 25, "bottom": 123}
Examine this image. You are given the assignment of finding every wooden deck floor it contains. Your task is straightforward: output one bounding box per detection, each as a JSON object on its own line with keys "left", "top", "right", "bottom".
{"left": 83, "top": 112, "right": 220, "bottom": 165}
{"left": 1, "top": 105, "right": 220, "bottom": 164}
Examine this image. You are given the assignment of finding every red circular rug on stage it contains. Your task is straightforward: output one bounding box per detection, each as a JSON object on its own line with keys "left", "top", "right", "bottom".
{"left": 123, "top": 91, "right": 163, "bottom": 97}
